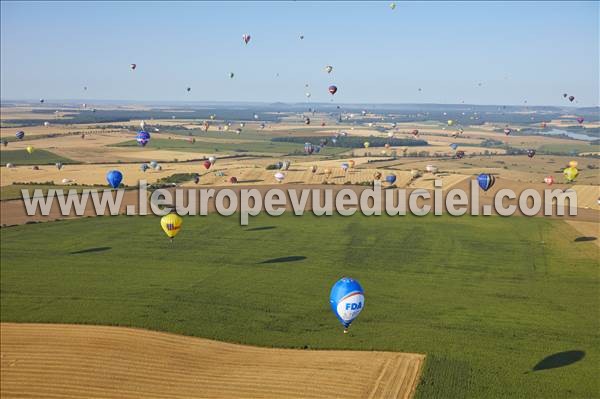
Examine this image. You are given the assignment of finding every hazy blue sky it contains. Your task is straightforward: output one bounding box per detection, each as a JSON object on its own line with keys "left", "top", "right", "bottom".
{"left": 1, "top": 1, "right": 598, "bottom": 106}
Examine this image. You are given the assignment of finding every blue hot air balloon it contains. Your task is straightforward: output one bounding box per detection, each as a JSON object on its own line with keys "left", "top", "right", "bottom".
{"left": 106, "top": 170, "right": 123, "bottom": 188}
{"left": 385, "top": 175, "right": 397, "bottom": 184}
{"left": 329, "top": 277, "right": 365, "bottom": 333}
{"left": 140, "top": 163, "right": 149, "bottom": 172}
{"left": 136, "top": 130, "right": 151, "bottom": 147}
{"left": 477, "top": 173, "right": 495, "bottom": 192}
{"left": 341, "top": 162, "right": 349, "bottom": 172}
{"left": 314, "top": 146, "right": 321, "bottom": 154}
{"left": 450, "top": 143, "right": 458, "bottom": 151}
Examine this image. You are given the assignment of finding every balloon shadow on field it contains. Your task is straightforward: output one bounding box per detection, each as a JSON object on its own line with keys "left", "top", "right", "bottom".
{"left": 574, "top": 236, "right": 597, "bottom": 242}
{"left": 532, "top": 351, "right": 585, "bottom": 372}
{"left": 245, "top": 226, "right": 276, "bottom": 232}
{"left": 258, "top": 256, "right": 306, "bottom": 264}
{"left": 70, "top": 247, "right": 112, "bottom": 255}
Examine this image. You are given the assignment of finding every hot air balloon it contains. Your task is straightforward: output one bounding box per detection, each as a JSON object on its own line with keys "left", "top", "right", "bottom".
{"left": 229, "top": 72, "right": 235, "bottom": 79}
{"left": 341, "top": 162, "right": 349, "bottom": 172}
{"left": 274, "top": 172, "right": 285, "bottom": 183}
{"left": 161, "top": 212, "right": 182, "bottom": 242}
{"left": 39, "top": 99, "right": 44, "bottom": 103}
{"left": 136, "top": 130, "right": 151, "bottom": 147}
{"left": 526, "top": 149, "right": 536, "bottom": 158}
{"left": 304, "top": 142, "right": 314, "bottom": 155}
{"left": 55, "top": 162, "right": 63, "bottom": 170}
{"left": 106, "top": 170, "right": 123, "bottom": 189}
{"left": 208, "top": 156, "right": 216, "bottom": 166}
{"left": 503, "top": 127, "right": 511, "bottom": 136}
{"left": 32, "top": 165, "right": 39, "bottom": 170}
{"left": 299, "top": 34, "right": 304, "bottom": 40}
{"left": 477, "top": 173, "right": 495, "bottom": 192}
{"left": 563, "top": 93, "right": 568, "bottom": 98}
{"left": 328, "top": 85, "right": 338, "bottom": 95}
{"left": 348, "top": 160, "right": 356, "bottom": 168}
{"left": 229, "top": 176, "right": 238, "bottom": 184}
{"left": 385, "top": 175, "right": 397, "bottom": 184}
{"left": 130, "top": 63, "right": 137, "bottom": 70}
{"left": 242, "top": 33, "right": 251, "bottom": 44}
{"left": 568, "top": 160, "right": 578, "bottom": 168}
{"left": 363, "top": 142, "right": 370, "bottom": 149}
{"left": 203, "top": 160, "right": 212, "bottom": 169}
{"left": 140, "top": 120, "right": 146, "bottom": 130}
{"left": 425, "top": 165, "right": 437, "bottom": 174}
{"left": 26, "top": 146, "right": 34, "bottom": 155}
{"left": 6, "top": 163, "right": 15, "bottom": 168}
{"left": 281, "top": 160, "right": 291, "bottom": 170}
{"left": 44, "top": 121, "right": 50, "bottom": 127}
{"left": 384, "top": 143, "right": 390, "bottom": 149}
{"left": 150, "top": 160, "right": 158, "bottom": 169}
{"left": 310, "top": 165, "right": 318, "bottom": 173}
{"left": 389, "top": 2, "right": 396, "bottom": 9}
{"left": 329, "top": 277, "right": 364, "bottom": 333}
{"left": 568, "top": 95, "right": 575, "bottom": 102}
{"left": 194, "top": 175, "right": 200, "bottom": 184}
{"left": 450, "top": 143, "right": 458, "bottom": 151}
{"left": 305, "top": 92, "right": 311, "bottom": 98}
{"left": 324, "top": 65, "right": 333, "bottom": 74}
{"left": 186, "top": 87, "right": 191, "bottom": 92}
{"left": 324, "top": 168, "right": 332, "bottom": 177}
{"left": 563, "top": 167, "right": 578, "bottom": 182}
{"left": 304, "top": 117, "right": 311, "bottom": 125}
{"left": 140, "top": 163, "right": 149, "bottom": 172}
{"left": 373, "top": 171, "right": 382, "bottom": 180}
{"left": 447, "top": 120, "right": 454, "bottom": 126}
{"left": 411, "top": 129, "right": 419, "bottom": 137}
{"left": 15, "top": 131, "right": 25, "bottom": 140}
{"left": 544, "top": 176, "right": 554, "bottom": 186}
{"left": 577, "top": 117, "right": 584, "bottom": 124}
{"left": 456, "top": 150, "right": 465, "bottom": 159}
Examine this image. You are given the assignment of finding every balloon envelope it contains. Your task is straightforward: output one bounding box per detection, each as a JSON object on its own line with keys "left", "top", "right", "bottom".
{"left": 385, "top": 175, "right": 397, "bottom": 184}
{"left": 106, "top": 170, "right": 123, "bottom": 188}
{"left": 26, "top": 146, "right": 34, "bottom": 155}
{"left": 329, "top": 277, "right": 364, "bottom": 330}
{"left": 477, "top": 173, "right": 495, "bottom": 191}
{"left": 136, "top": 130, "right": 151, "bottom": 147}
{"left": 15, "top": 131, "right": 25, "bottom": 140}
{"left": 161, "top": 213, "right": 182, "bottom": 239}
{"left": 328, "top": 85, "right": 338, "bottom": 95}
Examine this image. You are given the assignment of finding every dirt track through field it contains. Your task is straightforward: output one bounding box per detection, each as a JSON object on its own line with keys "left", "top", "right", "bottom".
{"left": 0, "top": 323, "right": 425, "bottom": 399}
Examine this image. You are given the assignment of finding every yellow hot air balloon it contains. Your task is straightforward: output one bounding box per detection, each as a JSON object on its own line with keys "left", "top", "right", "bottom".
{"left": 447, "top": 120, "right": 454, "bottom": 126}
{"left": 26, "top": 146, "right": 34, "bottom": 155}
{"left": 568, "top": 160, "right": 578, "bottom": 168}
{"left": 324, "top": 168, "right": 332, "bottom": 177}
{"left": 348, "top": 160, "right": 356, "bottom": 168}
{"left": 161, "top": 213, "right": 183, "bottom": 241}
{"left": 363, "top": 141, "right": 370, "bottom": 149}
{"left": 563, "top": 167, "right": 578, "bottom": 183}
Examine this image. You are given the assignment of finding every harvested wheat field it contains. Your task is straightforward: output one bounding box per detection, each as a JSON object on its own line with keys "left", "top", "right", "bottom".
{"left": 0, "top": 323, "right": 425, "bottom": 399}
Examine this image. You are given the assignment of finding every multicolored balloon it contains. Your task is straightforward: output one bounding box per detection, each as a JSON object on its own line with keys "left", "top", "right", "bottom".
{"left": 526, "top": 149, "right": 536, "bottom": 158}
{"left": 477, "top": 173, "right": 495, "bottom": 192}
{"left": 329, "top": 277, "right": 365, "bottom": 333}
{"left": 15, "top": 131, "right": 25, "bottom": 140}
{"left": 328, "top": 85, "right": 338, "bottom": 95}
{"left": 576, "top": 117, "right": 584, "bottom": 124}
{"left": 136, "top": 130, "right": 151, "bottom": 147}
{"left": 161, "top": 213, "right": 182, "bottom": 241}
{"left": 304, "top": 142, "right": 314, "bottom": 155}
{"left": 242, "top": 33, "right": 251, "bottom": 45}
{"left": 544, "top": 176, "right": 554, "bottom": 186}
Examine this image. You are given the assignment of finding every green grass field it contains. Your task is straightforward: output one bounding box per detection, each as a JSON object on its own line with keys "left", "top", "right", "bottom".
{"left": 1, "top": 214, "right": 598, "bottom": 398}
{"left": 1, "top": 149, "right": 75, "bottom": 165}
{"left": 538, "top": 142, "right": 600, "bottom": 155}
